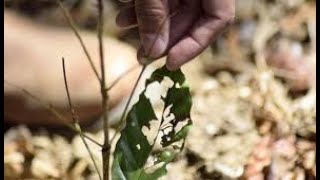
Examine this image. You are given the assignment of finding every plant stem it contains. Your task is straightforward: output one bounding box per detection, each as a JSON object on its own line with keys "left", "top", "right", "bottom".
{"left": 96, "top": 0, "right": 110, "bottom": 179}
{"left": 110, "top": 66, "right": 146, "bottom": 143}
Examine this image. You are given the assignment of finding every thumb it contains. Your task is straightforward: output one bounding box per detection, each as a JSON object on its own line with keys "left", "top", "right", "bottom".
{"left": 135, "top": 0, "right": 169, "bottom": 62}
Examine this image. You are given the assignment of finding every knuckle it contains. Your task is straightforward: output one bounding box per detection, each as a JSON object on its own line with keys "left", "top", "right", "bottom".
{"left": 221, "top": 10, "right": 235, "bottom": 27}
{"left": 224, "top": 15, "right": 235, "bottom": 27}
{"left": 136, "top": 5, "right": 167, "bottom": 22}
{"left": 219, "top": 13, "right": 235, "bottom": 28}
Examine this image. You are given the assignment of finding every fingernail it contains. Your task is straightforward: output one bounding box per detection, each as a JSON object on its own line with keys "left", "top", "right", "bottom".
{"left": 137, "top": 47, "right": 150, "bottom": 65}
{"left": 141, "top": 34, "right": 166, "bottom": 58}
{"left": 166, "top": 55, "right": 180, "bottom": 71}
{"left": 166, "top": 62, "right": 178, "bottom": 71}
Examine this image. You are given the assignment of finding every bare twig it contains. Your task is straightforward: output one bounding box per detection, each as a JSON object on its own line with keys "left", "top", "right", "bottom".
{"left": 56, "top": 0, "right": 101, "bottom": 82}
{"left": 4, "top": 80, "right": 102, "bottom": 147}
{"left": 110, "top": 66, "right": 146, "bottom": 143}
{"left": 96, "top": 0, "right": 111, "bottom": 179}
{"left": 62, "top": 58, "right": 77, "bottom": 121}
{"left": 62, "top": 58, "right": 102, "bottom": 180}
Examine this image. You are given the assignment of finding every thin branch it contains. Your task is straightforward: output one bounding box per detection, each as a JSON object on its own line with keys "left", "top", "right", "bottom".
{"left": 110, "top": 66, "right": 146, "bottom": 143}
{"left": 62, "top": 58, "right": 102, "bottom": 180}
{"left": 4, "top": 80, "right": 102, "bottom": 147}
{"left": 62, "top": 58, "right": 77, "bottom": 121}
{"left": 56, "top": 0, "right": 101, "bottom": 82}
{"left": 97, "top": 0, "right": 108, "bottom": 136}
{"left": 153, "top": 105, "right": 167, "bottom": 146}
{"left": 106, "top": 63, "right": 140, "bottom": 91}
{"left": 96, "top": 0, "right": 110, "bottom": 179}
{"left": 97, "top": 0, "right": 105, "bottom": 88}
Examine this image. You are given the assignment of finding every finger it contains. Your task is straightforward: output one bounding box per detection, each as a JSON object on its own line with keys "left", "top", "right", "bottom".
{"left": 168, "top": 0, "right": 200, "bottom": 48}
{"left": 116, "top": 5, "right": 138, "bottom": 28}
{"left": 137, "top": 3, "right": 198, "bottom": 62}
{"left": 137, "top": 0, "right": 199, "bottom": 62}
{"left": 166, "top": 0, "right": 235, "bottom": 71}
{"left": 166, "top": 19, "right": 231, "bottom": 70}
{"left": 137, "top": 47, "right": 148, "bottom": 64}
{"left": 135, "top": 0, "right": 170, "bottom": 60}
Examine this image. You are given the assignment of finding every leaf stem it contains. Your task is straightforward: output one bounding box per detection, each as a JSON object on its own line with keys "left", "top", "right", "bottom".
{"left": 110, "top": 66, "right": 146, "bottom": 143}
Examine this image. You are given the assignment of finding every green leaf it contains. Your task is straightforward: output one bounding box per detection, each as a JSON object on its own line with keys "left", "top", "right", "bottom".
{"left": 165, "top": 85, "right": 192, "bottom": 121}
{"left": 139, "top": 164, "right": 168, "bottom": 180}
{"left": 161, "top": 121, "right": 192, "bottom": 148}
{"left": 156, "top": 151, "right": 176, "bottom": 163}
{"left": 112, "top": 93, "right": 156, "bottom": 179}
{"left": 112, "top": 66, "right": 192, "bottom": 180}
{"left": 146, "top": 66, "right": 185, "bottom": 86}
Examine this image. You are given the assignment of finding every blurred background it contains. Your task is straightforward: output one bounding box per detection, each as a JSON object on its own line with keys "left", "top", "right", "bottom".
{"left": 4, "top": 0, "right": 316, "bottom": 179}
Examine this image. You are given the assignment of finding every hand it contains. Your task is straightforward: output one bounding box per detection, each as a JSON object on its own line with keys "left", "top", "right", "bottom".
{"left": 116, "top": 0, "right": 235, "bottom": 70}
